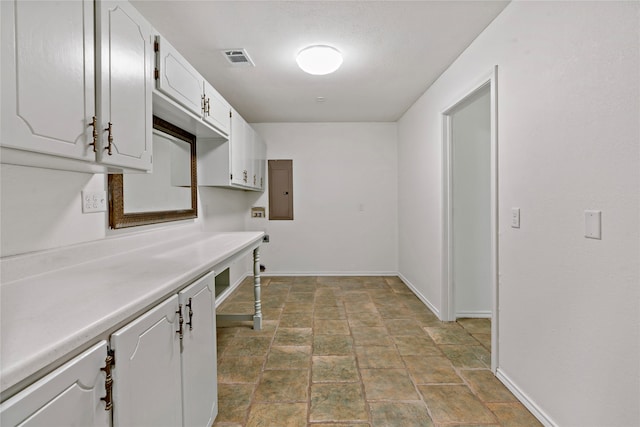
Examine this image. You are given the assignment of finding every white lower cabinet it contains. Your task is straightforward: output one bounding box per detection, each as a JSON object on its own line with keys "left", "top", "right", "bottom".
{"left": 0, "top": 341, "right": 110, "bottom": 427}
{"left": 110, "top": 271, "right": 217, "bottom": 427}
{"left": 0, "top": 273, "right": 218, "bottom": 427}
{"left": 179, "top": 274, "right": 218, "bottom": 427}
{"left": 110, "top": 295, "right": 183, "bottom": 427}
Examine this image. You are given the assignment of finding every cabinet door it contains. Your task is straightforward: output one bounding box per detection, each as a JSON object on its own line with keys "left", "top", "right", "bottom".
{"left": 229, "top": 109, "right": 249, "bottom": 186}
{"left": 230, "top": 108, "right": 248, "bottom": 187}
{"left": 156, "top": 35, "right": 205, "bottom": 118}
{"left": 0, "top": 0, "right": 95, "bottom": 162}
{"left": 246, "top": 126, "right": 258, "bottom": 189}
{"left": 255, "top": 133, "right": 267, "bottom": 191}
{"left": 0, "top": 341, "right": 110, "bottom": 427}
{"left": 110, "top": 296, "right": 182, "bottom": 427}
{"left": 96, "top": 0, "right": 153, "bottom": 171}
{"left": 179, "top": 272, "right": 218, "bottom": 427}
{"left": 203, "top": 81, "right": 231, "bottom": 136}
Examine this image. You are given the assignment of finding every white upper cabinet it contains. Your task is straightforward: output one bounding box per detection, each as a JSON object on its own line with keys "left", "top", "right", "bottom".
{"left": 155, "top": 36, "right": 231, "bottom": 137}
{"left": 0, "top": 341, "right": 110, "bottom": 427}
{"left": 0, "top": 0, "right": 153, "bottom": 172}
{"left": 254, "top": 131, "right": 267, "bottom": 191}
{"left": 203, "top": 81, "right": 231, "bottom": 136}
{"left": 155, "top": 35, "right": 205, "bottom": 118}
{"left": 152, "top": 27, "right": 263, "bottom": 192}
{"left": 96, "top": 0, "right": 153, "bottom": 171}
{"left": 230, "top": 108, "right": 249, "bottom": 187}
{"left": 0, "top": 0, "right": 95, "bottom": 162}
{"left": 197, "top": 108, "right": 265, "bottom": 191}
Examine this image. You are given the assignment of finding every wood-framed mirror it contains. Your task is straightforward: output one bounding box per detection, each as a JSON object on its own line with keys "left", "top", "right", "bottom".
{"left": 109, "top": 116, "right": 197, "bottom": 229}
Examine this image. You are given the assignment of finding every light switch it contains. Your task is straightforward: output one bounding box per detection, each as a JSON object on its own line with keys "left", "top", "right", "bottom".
{"left": 585, "top": 210, "right": 602, "bottom": 239}
{"left": 511, "top": 208, "right": 520, "bottom": 228}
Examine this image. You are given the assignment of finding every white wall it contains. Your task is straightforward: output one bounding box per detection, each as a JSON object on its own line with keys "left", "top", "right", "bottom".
{"left": 0, "top": 165, "right": 108, "bottom": 256}
{"left": 249, "top": 123, "right": 398, "bottom": 276}
{"left": 200, "top": 186, "right": 255, "bottom": 285}
{"left": 0, "top": 163, "right": 255, "bottom": 262}
{"left": 398, "top": 2, "right": 639, "bottom": 426}
{"left": 451, "top": 88, "right": 492, "bottom": 317}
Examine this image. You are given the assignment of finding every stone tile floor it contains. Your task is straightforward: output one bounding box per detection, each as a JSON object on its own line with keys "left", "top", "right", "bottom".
{"left": 214, "top": 276, "right": 542, "bottom": 427}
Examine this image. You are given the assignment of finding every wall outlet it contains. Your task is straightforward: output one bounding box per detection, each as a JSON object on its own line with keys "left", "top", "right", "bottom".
{"left": 251, "top": 206, "right": 266, "bottom": 218}
{"left": 82, "top": 191, "right": 107, "bottom": 213}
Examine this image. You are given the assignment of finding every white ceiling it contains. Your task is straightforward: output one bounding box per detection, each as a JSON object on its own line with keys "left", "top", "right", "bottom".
{"left": 131, "top": 1, "right": 509, "bottom": 123}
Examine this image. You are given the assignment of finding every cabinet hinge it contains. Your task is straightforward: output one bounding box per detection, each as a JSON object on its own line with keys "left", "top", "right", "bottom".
{"left": 229, "top": 110, "right": 232, "bottom": 118}
{"left": 154, "top": 68, "right": 159, "bottom": 80}
{"left": 230, "top": 173, "right": 233, "bottom": 180}
{"left": 153, "top": 40, "right": 159, "bottom": 52}
{"left": 100, "top": 349, "right": 115, "bottom": 411}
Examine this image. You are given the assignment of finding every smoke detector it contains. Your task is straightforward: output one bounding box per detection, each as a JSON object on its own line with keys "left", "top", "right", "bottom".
{"left": 222, "top": 49, "right": 255, "bottom": 67}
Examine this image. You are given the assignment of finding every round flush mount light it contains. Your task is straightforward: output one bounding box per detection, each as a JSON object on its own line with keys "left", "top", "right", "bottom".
{"left": 296, "top": 45, "right": 343, "bottom": 75}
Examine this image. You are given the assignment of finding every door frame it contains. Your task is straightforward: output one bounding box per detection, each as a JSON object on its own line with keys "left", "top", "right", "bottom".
{"left": 441, "top": 66, "right": 498, "bottom": 372}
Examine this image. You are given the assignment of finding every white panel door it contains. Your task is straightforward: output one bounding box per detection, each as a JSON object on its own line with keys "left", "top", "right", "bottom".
{"left": 156, "top": 36, "right": 205, "bottom": 118}
{"left": 230, "top": 109, "right": 248, "bottom": 186}
{"left": 0, "top": 341, "right": 110, "bottom": 427}
{"left": 110, "top": 296, "right": 182, "bottom": 427}
{"left": 179, "top": 272, "right": 218, "bottom": 427}
{"left": 96, "top": 0, "right": 153, "bottom": 171}
{"left": 203, "top": 81, "right": 231, "bottom": 136}
{"left": 0, "top": 0, "right": 95, "bottom": 161}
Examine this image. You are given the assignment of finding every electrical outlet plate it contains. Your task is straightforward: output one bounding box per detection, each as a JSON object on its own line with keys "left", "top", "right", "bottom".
{"left": 82, "top": 191, "right": 107, "bottom": 213}
{"left": 585, "top": 210, "right": 602, "bottom": 239}
{"left": 511, "top": 208, "right": 520, "bottom": 228}
{"left": 251, "top": 206, "right": 266, "bottom": 218}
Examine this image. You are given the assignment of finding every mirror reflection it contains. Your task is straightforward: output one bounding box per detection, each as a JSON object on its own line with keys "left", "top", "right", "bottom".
{"left": 108, "top": 116, "right": 197, "bottom": 229}
{"left": 124, "top": 131, "right": 192, "bottom": 213}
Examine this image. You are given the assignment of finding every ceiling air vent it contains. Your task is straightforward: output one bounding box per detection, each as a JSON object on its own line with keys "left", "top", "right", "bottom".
{"left": 222, "top": 49, "right": 255, "bottom": 67}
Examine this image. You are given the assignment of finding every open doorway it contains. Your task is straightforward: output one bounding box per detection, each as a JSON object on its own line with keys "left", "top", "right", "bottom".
{"left": 442, "top": 67, "right": 498, "bottom": 372}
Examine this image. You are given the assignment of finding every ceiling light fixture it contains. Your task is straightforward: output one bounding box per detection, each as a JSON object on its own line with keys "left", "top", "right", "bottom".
{"left": 296, "top": 45, "right": 343, "bottom": 75}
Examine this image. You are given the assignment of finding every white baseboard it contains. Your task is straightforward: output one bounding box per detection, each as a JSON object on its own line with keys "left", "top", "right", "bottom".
{"left": 455, "top": 310, "right": 492, "bottom": 318}
{"left": 496, "top": 368, "right": 557, "bottom": 427}
{"left": 260, "top": 271, "right": 398, "bottom": 277}
{"left": 397, "top": 273, "right": 441, "bottom": 318}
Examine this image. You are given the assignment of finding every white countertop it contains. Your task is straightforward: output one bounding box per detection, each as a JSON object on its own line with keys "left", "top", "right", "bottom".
{"left": 0, "top": 230, "right": 264, "bottom": 395}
